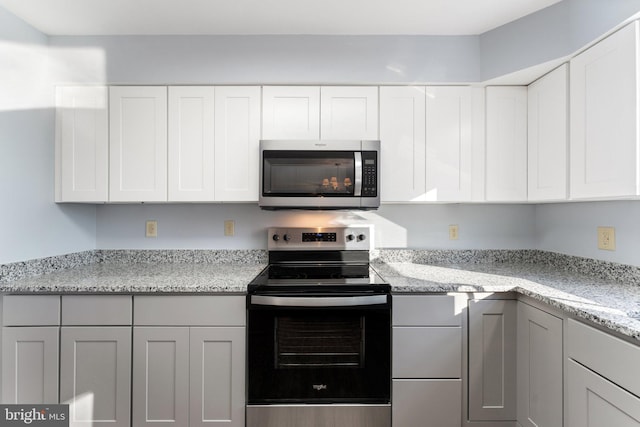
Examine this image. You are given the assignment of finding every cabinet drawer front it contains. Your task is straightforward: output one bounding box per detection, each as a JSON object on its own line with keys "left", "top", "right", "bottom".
{"left": 3, "top": 295, "right": 60, "bottom": 326}
{"left": 392, "top": 295, "right": 464, "bottom": 326}
{"left": 392, "top": 380, "right": 461, "bottom": 427}
{"left": 62, "top": 295, "right": 132, "bottom": 325}
{"left": 568, "top": 318, "right": 640, "bottom": 397}
{"left": 392, "top": 327, "right": 461, "bottom": 378}
{"left": 134, "top": 296, "right": 246, "bottom": 326}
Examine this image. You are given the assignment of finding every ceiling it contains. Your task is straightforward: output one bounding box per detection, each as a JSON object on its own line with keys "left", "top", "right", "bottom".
{"left": 0, "top": 0, "right": 562, "bottom": 36}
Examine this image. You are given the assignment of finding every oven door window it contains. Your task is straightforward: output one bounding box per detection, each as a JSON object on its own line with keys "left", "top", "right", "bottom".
{"left": 276, "top": 315, "right": 364, "bottom": 368}
{"left": 263, "top": 151, "right": 355, "bottom": 196}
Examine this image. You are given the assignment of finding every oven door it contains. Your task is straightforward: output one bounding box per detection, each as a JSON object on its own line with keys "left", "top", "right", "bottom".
{"left": 247, "top": 294, "right": 391, "bottom": 404}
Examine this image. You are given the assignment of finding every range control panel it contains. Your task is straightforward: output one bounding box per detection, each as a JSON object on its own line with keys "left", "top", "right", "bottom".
{"left": 268, "top": 226, "right": 373, "bottom": 251}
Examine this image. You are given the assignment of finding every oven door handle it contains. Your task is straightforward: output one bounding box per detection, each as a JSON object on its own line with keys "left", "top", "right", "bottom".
{"left": 250, "top": 294, "right": 387, "bottom": 307}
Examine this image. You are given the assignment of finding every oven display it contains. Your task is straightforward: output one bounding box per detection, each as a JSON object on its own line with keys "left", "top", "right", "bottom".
{"left": 302, "top": 232, "right": 337, "bottom": 242}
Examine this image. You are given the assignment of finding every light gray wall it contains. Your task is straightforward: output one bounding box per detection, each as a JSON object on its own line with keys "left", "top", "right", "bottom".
{"left": 0, "top": 7, "right": 96, "bottom": 264}
{"left": 535, "top": 201, "right": 640, "bottom": 266}
{"left": 96, "top": 204, "right": 536, "bottom": 250}
{"left": 480, "top": 0, "right": 640, "bottom": 80}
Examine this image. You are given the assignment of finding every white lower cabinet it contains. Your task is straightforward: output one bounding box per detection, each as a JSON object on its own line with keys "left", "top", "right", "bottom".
{"left": 133, "top": 296, "right": 246, "bottom": 427}
{"left": 567, "top": 360, "right": 640, "bottom": 427}
{"left": 2, "top": 327, "right": 59, "bottom": 404}
{"left": 393, "top": 380, "right": 461, "bottom": 427}
{"left": 516, "top": 302, "right": 563, "bottom": 427}
{"left": 60, "top": 327, "right": 132, "bottom": 427}
{"left": 468, "top": 298, "right": 517, "bottom": 422}
{"left": 392, "top": 294, "right": 465, "bottom": 427}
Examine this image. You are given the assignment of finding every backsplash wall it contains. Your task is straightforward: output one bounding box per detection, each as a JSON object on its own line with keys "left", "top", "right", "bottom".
{"left": 96, "top": 203, "right": 536, "bottom": 250}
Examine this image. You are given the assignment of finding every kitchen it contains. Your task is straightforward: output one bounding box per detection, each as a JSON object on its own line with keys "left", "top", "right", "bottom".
{"left": 2, "top": 0, "right": 640, "bottom": 426}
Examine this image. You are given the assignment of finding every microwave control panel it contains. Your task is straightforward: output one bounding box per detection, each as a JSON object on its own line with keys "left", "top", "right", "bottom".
{"left": 362, "top": 151, "right": 378, "bottom": 197}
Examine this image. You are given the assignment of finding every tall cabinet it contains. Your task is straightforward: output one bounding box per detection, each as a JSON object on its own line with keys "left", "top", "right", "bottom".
{"left": 528, "top": 65, "right": 568, "bottom": 201}
{"left": 55, "top": 86, "right": 109, "bottom": 203}
{"left": 570, "top": 21, "right": 640, "bottom": 199}
{"left": 109, "top": 86, "right": 168, "bottom": 202}
{"left": 485, "top": 86, "right": 528, "bottom": 202}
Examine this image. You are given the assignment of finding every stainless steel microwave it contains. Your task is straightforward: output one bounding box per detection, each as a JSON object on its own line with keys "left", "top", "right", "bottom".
{"left": 259, "top": 140, "right": 380, "bottom": 210}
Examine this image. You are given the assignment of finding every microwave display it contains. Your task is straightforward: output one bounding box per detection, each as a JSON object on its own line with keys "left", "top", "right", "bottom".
{"left": 263, "top": 151, "right": 357, "bottom": 197}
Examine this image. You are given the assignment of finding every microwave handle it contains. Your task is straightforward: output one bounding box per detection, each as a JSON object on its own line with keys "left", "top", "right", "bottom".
{"left": 354, "top": 152, "right": 362, "bottom": 196}
{"left": 250, "top": 295, "right": 387, "bottom": 307}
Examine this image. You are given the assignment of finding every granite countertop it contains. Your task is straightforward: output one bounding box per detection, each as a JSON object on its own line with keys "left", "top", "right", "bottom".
{"left": 2, "top": 249, "right": 640, "bottom": 342}
{"left": 375, "top": 261, "right": 640, "bottom": 341}
{"left": 0, "top": 262, "right": 267, "bottom": 294}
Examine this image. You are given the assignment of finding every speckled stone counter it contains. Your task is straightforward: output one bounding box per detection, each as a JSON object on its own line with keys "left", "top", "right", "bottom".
{"left": 0, "top": 250, "right": 267, "bottom": 293}
{"left": 374, "top": 259, "right": 640, "bottom": 342}
{"left": 3, "top": 248, "right": 640, "bottom": 342}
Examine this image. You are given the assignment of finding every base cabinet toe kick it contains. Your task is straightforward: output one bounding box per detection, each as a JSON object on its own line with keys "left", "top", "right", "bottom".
{"left": 246, "top": 404, "right": 391, "bottom": 427}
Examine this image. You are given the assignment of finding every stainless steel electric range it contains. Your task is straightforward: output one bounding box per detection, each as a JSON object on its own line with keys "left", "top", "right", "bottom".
{"left": 246, "top": 226, "right": 391, "bottom": 427}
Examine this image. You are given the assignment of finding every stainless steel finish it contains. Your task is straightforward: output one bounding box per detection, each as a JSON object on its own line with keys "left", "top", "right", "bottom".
{"left": 250, "top": 295, "right": 387, "bottom": 307}
{"left": 259, "top": 139, "right": 380, "bottom": 210}
{"left": 354, "top": 151, "right": 363, "bottom": 196}
{"left": 267, "top": 226, "right": 372, "bottom": 251}
{"left": 246, "top": 404, "right": 391, "bottom": 427}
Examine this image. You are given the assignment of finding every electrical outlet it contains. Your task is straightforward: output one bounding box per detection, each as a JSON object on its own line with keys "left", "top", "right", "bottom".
{"left": 449, "top": 224, "right": 459, "bottom": 240}
{"left": 146, "top": 220, "right": 158, "bottom": 238}
{"left": 597, "top": 226, "right": 615, "bottom": 251}
{"left": 224, "top": 220, "right": 235, "bottom": 236}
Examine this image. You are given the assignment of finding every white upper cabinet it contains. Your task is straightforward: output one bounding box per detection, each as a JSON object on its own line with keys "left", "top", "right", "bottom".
{"left": 109, "top": 86, "right": 168, "bottom": 202}
{"left": 379, "top": 86, "right": 426, "bottom": 202}
{"left": 214, "top": 86, "right": 261, "bottom": 202}
{"left": 570, "top": 22, "right": 640, "bottom": 199}
{"left": 56, "top": 86, "right": 108, "bottom": 203}
{"left": 528, "top": 64, "right": 568, "bottom": 202}
{"left": 485, "top": 86, "right": 528, "bottom": 202}
{"left": 168, "top": 86, "right": 215, "bottom": 202}
{"left": 262, "top": 86, "right": 320, "bottom": 140}
{"left": 320, "top": 86, "right": 379, "bottom": 140}
{"left": 425, "top": 86, "right": 473, "bottom": 202}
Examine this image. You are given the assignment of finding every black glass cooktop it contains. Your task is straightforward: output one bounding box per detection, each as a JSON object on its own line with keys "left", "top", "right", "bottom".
{"left": 247, "top": 263, "right": 390, "bottom": 294}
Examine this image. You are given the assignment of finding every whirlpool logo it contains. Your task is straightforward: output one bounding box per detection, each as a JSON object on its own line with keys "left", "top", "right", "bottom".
{"left": 1, "top": 405, "right": 68, "bottom": 426}
{"left": 312, "top": 384, "right": 328, "bottom": 391}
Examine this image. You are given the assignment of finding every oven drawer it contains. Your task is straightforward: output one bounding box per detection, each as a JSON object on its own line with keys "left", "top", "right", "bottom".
{"left": 246, "top": 404, "right": 390, "bottom": 427}
{"left": 392, "top": 327, "right": 462, "bottom": 378}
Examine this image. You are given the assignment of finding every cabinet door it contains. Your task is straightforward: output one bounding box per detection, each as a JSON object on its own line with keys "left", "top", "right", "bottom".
{"left": 425, "top": 86, "right": 473, "bottom": 201}
{"left": 190, "top": 327, "right": 245, "bottom": 427}
{"left": 528, "top": 65, "right": 568, "bottom": 201}
{"left": 485, "top": 86, "right": 528, "bottom": 201}
{"left": 379, "top": 86, "right": 426, "bottom": 202}
{"left": 168, "top": 86, "right": 216, "bottom": 202}
{"left": 517, "top": 303, "right": 563, "bottom": 427}
{"left": 60, "top": 327, "right": 131, "bottom": 427}
{"left": 214, "top": 86, "right": 260, "bottom": 201}
{"left": 110, "top": 86, "right": 168, "bottom": 202}
{"left": 2, "top": 327, "right": 59, "bottom": 404}
{"left": 468, "top": 299, "right": 517, "bottom": 421}
{"left": 567, "top": 359, "right": 640, "bottom": 427}
{"left": 392, "top": 380, "right": 461, "bottom": 427}
{"left": 55, "top": 86, "right": 109, "bottom": 202}
{"left": 320, "top": 87, "right": 378, "bottom": 140}
{"left": 133, "top": 327, "right": 190, "bottom": 426}
{"left": 262, "top": 86, "right": 320, "bottom": 140}
{"left": 570, "top": 22, "right": 640, "bottom": 199}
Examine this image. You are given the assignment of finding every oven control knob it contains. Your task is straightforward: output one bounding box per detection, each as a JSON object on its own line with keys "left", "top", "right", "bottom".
{"left": 283, "top": 234, "right": 291, "bottom": 242}
{"left": 357, "top": 234, "right": 367, "bottom": 242}
{"left": 272, "top": 234, "right": 280, "bottom": 242}
{"left": 346, "top": 234, "right": 355, "bottom": 241}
